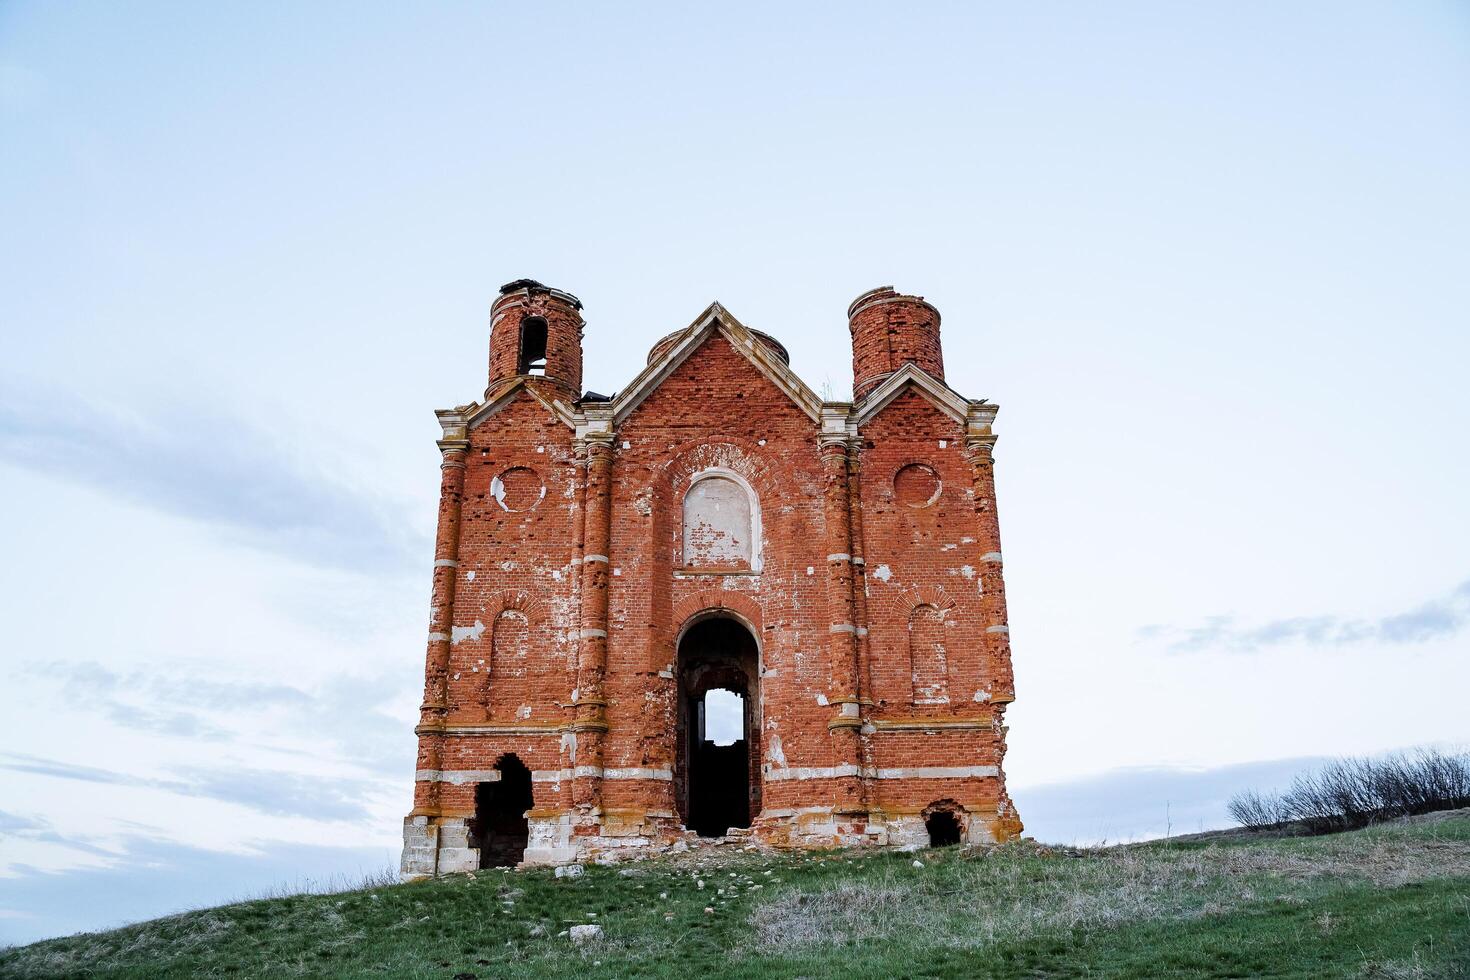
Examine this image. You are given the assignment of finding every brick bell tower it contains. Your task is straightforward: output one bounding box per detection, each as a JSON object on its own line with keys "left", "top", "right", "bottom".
{"left": 402, "top": 281, "right": 1020, "bottom": 877}
{"left": 486, "top": 279, "right": 585, "bottom": 397}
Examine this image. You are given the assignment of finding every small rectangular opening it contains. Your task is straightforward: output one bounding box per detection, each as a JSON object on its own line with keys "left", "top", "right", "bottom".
{"left": 518, "top": 317, "right": 548, "bottom": 375}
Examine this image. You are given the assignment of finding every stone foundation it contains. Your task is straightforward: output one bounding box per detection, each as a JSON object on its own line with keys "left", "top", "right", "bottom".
{"left": 401, "top": 803, "right": 1019, "bottom": 878}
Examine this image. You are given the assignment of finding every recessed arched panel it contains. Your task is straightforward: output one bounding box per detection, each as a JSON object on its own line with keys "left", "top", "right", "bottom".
{"left": 486, "top": 610, "right": 530, "bottom": 718}
{"left": 909, "top": 604, "right": 949, "bottom": 705}
{"left": 682, "top": 472, "right": 758, "bottom": 570}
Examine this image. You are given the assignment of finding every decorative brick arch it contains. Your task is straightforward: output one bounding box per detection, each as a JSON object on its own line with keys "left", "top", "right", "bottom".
{"left": 889, "top": 584, "right": 956, "bottom": 619}
{"left": 483, "top": 590, "right": 546, "bottom": 624}
{"left": 658, "top": 436, "right": 782, "bottom": 503}
{"left": 672, "top": 589, "right": 765, "bottom": 642}
{"left": 657, "top": 438, "right": 785, "bottom": 576}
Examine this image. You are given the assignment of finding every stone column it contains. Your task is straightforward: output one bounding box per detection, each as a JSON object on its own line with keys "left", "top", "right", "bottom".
{"left": 964, "top": 425, "right": 1014, "bottom": 706}
{"left": 415, "top": 419, "right": 470, "bottom": 815}
{"left": 402, "top": 414, "right": 470, "bottom": 879}
{"left": 819, "top": 428, "right": 865, "bottom": 812}
{"left": 572, "top": 432, "right": 614, "bottom": 813}
{"left": 846, "top": 447, "right": 876, "bottom": 801}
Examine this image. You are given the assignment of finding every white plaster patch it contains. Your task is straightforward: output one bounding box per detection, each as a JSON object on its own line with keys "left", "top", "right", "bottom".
{"left": 961, "top": 536, "right": 975, "bottom": 544}
{"left": 873, "top": 564, "right": 892, "bottom": 583}
{"left": 518, "top": 705, "right": 532, "bottom": 719}
{"left": 806, "top": 566, "right": 815, "bottom": 576}
{"left": 500, "top": 560, "right": 518, "bottom": 571}
{"left": 466, "top": 570, "right": 476, "bottom": 581}
{"left": 939, "top": 439, "right": 947, "bottom": 448}
{"left": 552, "top": 570, "right": 562, "bottom": 582}
{"left": 815, "top": 693, "right": 828, "bottom": 706}
{"left": 960, "top": 565, "right": 975, "bottom": 579}
{"left": 974, "top": 689, "right": 990, "bottom": 702}
{"left": 451, "top": 620, "right": 486, "bottom": 644}
{"left": 767, "top": 734, "right": 787, "bottom": 768}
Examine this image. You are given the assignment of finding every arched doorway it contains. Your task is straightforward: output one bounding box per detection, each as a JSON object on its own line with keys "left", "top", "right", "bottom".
{"left": 470, "top": 754, "right": 533, "bottom": 868}
{"left": 675, "top": 616, "right": 760, "bottom": 836}
{"left": 923, "top": 800, "right": 965, "bottom": 848}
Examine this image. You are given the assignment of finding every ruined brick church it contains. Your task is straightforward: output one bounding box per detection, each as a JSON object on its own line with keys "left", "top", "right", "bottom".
{"left": 401, "top": 280, "right": 1021, "bottom": 876}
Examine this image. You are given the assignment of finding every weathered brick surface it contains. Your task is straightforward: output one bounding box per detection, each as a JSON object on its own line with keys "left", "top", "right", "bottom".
{"left": 403, "top": 282, "right": 1020, "bottom": 875}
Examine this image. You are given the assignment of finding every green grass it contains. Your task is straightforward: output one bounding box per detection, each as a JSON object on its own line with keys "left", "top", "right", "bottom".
{"left": 4, "top": 816, "right": 1469, "bottom": 979}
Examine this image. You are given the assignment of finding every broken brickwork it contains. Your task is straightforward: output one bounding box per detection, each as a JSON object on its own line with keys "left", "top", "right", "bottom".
{"left": 402, "top": 281, "right": 1022, "bottom": 876}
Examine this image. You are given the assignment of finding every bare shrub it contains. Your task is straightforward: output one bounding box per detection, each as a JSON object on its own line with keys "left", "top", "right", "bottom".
{"left": 1229, "top": 747, "right": 1470, "bottom": 835}
{"left": 1227, "top": 789, "right": 1287, "bottom": 830}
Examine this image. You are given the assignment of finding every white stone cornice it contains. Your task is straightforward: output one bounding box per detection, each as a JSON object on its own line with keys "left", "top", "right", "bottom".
{"left": 454, "top": 378, "right": 577, "bottom": 434}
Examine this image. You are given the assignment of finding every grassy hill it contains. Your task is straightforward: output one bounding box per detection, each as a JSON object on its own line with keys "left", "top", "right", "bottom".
{"left": 4, "top": 814, "right": 1469, "bottom": 979}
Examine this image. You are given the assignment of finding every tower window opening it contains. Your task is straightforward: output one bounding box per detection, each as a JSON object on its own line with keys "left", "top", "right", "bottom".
{"left": 518, "top": 316, "right": 548, "bottom": 375}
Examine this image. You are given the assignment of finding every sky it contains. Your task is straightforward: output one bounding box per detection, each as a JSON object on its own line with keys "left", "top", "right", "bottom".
{"left": 2, "top": 0, "right": 1468, "bottom": 947}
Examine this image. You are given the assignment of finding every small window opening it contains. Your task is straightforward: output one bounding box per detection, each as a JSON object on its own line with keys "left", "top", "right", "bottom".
{"left": 925, "top": 810, "right": 963, "bottom": 847}
{"left": 703, "top": 689, "right": 744, "bottom": 746}
{"left": 518, "top": 316, "right": 548, "bottom": 376}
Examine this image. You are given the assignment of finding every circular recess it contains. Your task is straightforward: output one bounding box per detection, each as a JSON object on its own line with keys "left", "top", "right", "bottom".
{"left": 894, "top": 463, "right": 942, "bottom": 508}
{"left": 492, "top": 466, "right": 545, "bottom": 512}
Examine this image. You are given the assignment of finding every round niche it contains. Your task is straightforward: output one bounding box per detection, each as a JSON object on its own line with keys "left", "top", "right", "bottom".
{"left": 492, "top": 466, "right": 545, "bottom": 512}
{"left": 894, "top": 463, "right": 942, "bottom": 509}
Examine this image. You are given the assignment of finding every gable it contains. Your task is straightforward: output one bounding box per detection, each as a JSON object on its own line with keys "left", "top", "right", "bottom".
{"left": 617, "top": 331, "right": 818, "bottom": 433}
{"left": 853, "top": 362, "right": 973, "bottom": 427}
{"left": 463, "top": 378, "right": 576, "bottom": 433}
{"left": 858, "top": 386, "right": 966, "bottom": 441}
{"left": 612, "top": 303, "right": 822, "bottom": 425}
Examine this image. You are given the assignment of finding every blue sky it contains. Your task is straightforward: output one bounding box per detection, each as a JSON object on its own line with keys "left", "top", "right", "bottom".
{"left": 2, "top": 0, "right": 1468, "bottom": 946}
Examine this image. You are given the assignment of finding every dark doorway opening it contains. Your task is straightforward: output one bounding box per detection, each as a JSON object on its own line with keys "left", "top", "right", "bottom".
{"left": 517, "top": 317, "right": 548, "bottom": 375}
{"left": 470, "top": 754, "right": 533, "bottom": 868}
{"left": 675, "top": 616, "right": 760, "bottom": 837}
{"left": 925, "top": 809, "right": 963, "bottom": 847}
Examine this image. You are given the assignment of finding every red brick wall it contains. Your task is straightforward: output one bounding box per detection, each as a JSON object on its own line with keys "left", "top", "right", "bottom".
{"left": 409, "top": 301, "right": 1019, "bottom": 856}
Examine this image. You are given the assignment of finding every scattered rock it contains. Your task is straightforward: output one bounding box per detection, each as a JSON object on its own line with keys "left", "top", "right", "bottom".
{"left": 528, "top": 924, "right": 546, "bottom": 937}
{"left": 569, "top": 924, "right": 604, "bottom": 945}
{"left": 912, "top": 859, "right": 925, "bottom": 868}
{"left": 555, "top": 864, "right": 585, "bottom": 879}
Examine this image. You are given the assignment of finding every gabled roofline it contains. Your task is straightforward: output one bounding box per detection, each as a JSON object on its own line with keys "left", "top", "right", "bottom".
{"left": 440, "top": 378, "right": 578, "bottom": 438}
{"left": 853, "top": 361, "right": 997, "bottom": 433}
{"left": 437, "top": 305, "right": 996, "bottom": 445}
{"left": 611, "top": 302, "right": 823, "bottom": 425}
